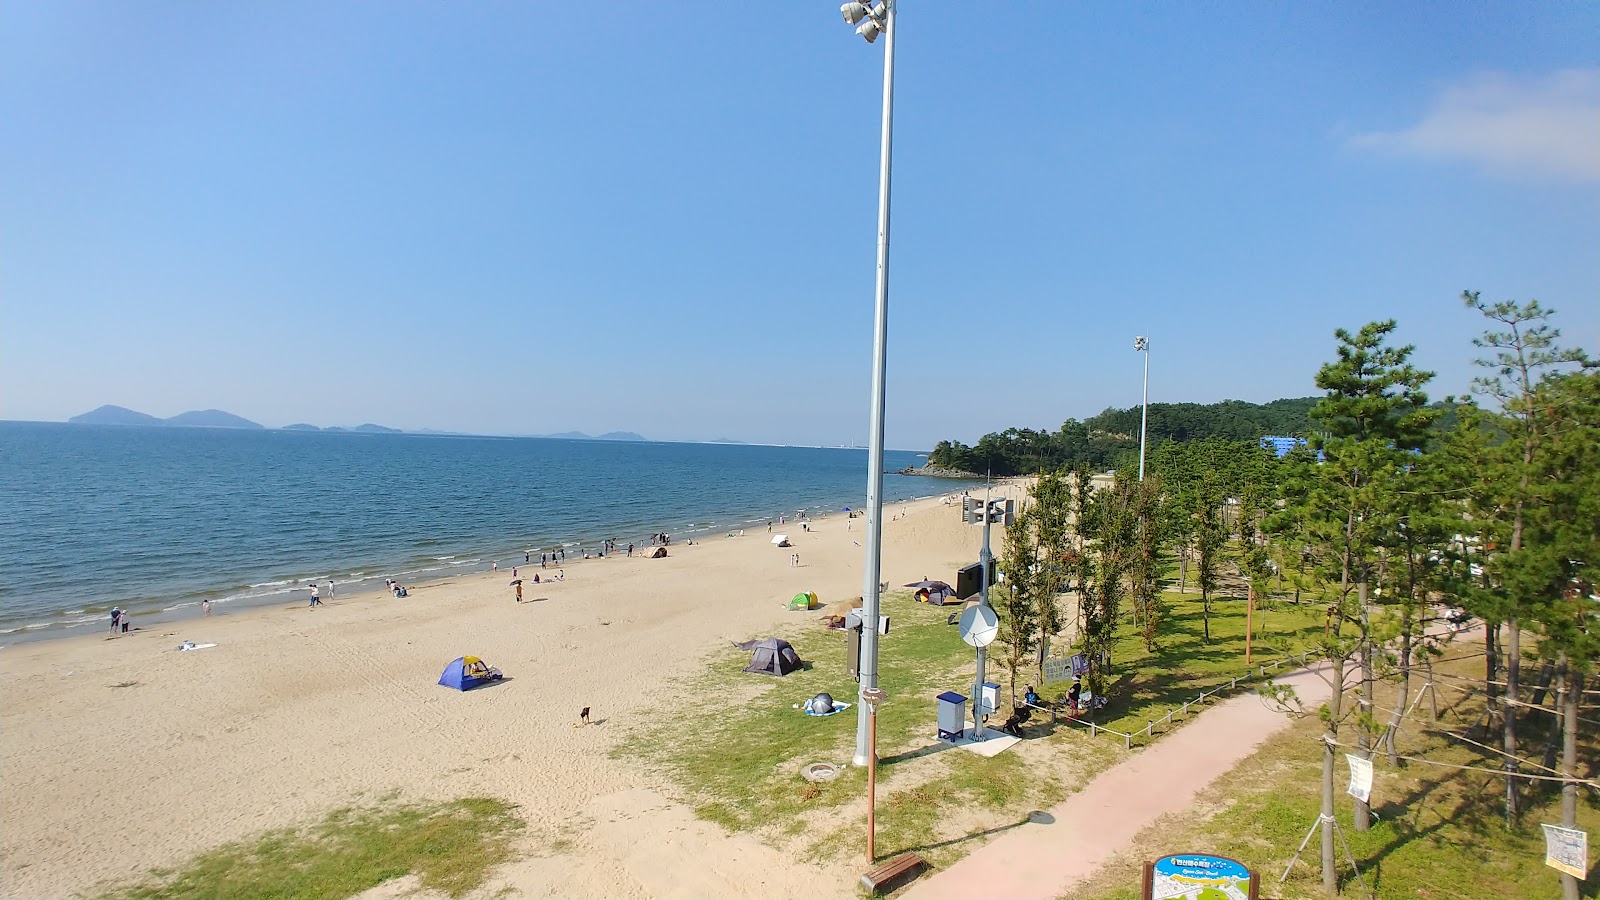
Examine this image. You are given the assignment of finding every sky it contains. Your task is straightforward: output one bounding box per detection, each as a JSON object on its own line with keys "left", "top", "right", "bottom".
{"left": 3, "top": 3, "right": 1596, "bottom": 449}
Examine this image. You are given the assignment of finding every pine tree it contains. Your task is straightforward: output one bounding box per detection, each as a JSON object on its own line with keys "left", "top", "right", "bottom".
{"left": 1455, "top": 292, "right": 1591, "bottom": 823}
{"left": 1270, "top": 320, "right": 1435, "bottom": 890}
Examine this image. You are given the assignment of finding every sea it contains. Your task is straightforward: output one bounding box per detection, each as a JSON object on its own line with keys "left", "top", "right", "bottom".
{"left": 0, "top": 422, "right": 968, "bottom": 643}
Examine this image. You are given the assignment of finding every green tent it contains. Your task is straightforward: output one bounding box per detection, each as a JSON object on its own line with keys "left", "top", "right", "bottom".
{"left": 789, "top": 591, "right": 818, "bottom": 610}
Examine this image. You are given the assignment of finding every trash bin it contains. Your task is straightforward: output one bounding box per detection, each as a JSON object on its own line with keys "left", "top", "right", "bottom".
{"left": 937, "top": 691, "right": 968, "bottom": 741}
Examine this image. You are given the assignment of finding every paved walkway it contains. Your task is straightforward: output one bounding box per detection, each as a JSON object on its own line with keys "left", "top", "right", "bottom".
{"left": 902, "top": 662, "right": 1336, "bottom": 900}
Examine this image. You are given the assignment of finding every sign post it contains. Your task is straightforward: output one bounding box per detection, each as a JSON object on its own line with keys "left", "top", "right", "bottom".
{"left": 1142, "top": 854, "right": 1258, "bottom": 900}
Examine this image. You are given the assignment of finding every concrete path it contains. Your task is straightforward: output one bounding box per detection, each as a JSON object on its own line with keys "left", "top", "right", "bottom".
{"left": 901, "top": 662, "right": 1335, "bottom": 900}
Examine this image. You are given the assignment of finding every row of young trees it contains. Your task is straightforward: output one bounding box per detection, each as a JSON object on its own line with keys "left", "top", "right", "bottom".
{"left": 986, "top": 294, "right": 1597, "bottom": 898}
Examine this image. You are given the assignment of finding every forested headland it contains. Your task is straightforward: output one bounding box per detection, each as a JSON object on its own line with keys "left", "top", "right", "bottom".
{"left": 926, "top": 396, "right": 1318, "bottom": 475}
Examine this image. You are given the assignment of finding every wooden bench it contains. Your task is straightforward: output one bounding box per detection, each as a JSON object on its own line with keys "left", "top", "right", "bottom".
{"left": 861, "top": 852, "right": 928, "bottom": 893}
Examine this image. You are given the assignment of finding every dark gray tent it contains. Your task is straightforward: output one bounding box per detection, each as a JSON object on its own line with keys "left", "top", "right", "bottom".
{"left": 743, "top": 637, "right": 802, "bottom": 676}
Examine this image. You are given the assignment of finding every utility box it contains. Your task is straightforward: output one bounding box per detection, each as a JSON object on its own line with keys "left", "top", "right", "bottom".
{"left": 936, "top": 691, "right": 968, "bottom": 741}
{"left": 979, "top": 682, "right": 1001, "bottom": 716}
{"left": 846, "top": 620, "right": 863, "bottom": 682}
{"left": 955, "top": 560, "right": 998, "bottom": 600}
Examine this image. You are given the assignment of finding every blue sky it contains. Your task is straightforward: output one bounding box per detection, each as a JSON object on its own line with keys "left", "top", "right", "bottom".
{"left": 3, "top": 3, "right": 1595, "bottom": 448}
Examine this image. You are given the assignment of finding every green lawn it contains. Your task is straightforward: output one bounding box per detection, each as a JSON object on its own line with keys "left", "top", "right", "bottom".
{"left": 98, "top": 797, "right": 523, "bottom": 900}
{"left": 1039, "top": 589, "right": 1327, "bottom": 741}
{"left": 616, "top": 586, "right": 1330, "bottom": 873}
{"left": 1067, "top": 648, "right": 1600, "bottom": 900}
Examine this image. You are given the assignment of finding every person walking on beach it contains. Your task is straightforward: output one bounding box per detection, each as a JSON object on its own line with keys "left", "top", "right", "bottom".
{"left": 202, "top": 598, "right": 213, "bottom": 616}
{"left": 326, "top": 580, "right": 335, "bottom": 601}
{"left": 515, "top": 581, "right": 523, "bottom": 603}
{"left": 308, "top": 584, "right": 322, "bottom": 608}
{"left": 525, "top": 551, "right": 530, "bottom": 564}
{"left": 121, "top": 612, "right": 132, "bottom": 633}
{"left": 110, "top": 606, "right": 122, "bottom": 634}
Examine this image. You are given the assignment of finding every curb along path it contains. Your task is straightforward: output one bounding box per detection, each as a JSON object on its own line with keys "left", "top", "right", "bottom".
{"left": 901, "top": 662, "right": 1336, "bottom": 900}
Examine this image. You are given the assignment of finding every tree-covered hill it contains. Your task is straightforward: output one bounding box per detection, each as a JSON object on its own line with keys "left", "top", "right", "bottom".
{"left": 927, "top": 397, "right": 1318, "bottom": 475}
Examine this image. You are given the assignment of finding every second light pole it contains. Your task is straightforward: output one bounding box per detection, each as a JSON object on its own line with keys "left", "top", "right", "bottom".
{"left": 1134, "top": 336, "right": 1150, "bottom": 481}
{"left": 840, "top": 0, "right": 896, "bottom": 769}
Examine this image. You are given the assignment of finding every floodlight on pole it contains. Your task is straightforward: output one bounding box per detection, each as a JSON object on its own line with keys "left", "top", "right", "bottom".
{"left": 837, "top": 0, "right": 896, "bottom": 771}
{"left": 1134, "top": 336, "right": 1150, "bottom": 481}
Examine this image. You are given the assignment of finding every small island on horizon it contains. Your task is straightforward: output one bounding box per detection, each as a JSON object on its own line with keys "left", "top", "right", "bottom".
{"left": 63, "top": 405, "right": 648, "bottom": 442}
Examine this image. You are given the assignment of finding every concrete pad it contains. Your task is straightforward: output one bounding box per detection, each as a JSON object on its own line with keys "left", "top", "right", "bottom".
{"left": 949, "top": 727, "right": 1020, "bottom": 757}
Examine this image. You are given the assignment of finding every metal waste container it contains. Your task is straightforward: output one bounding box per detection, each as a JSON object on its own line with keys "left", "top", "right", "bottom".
{"left": 936, "top": 691, "right": 968, "bottom": 741}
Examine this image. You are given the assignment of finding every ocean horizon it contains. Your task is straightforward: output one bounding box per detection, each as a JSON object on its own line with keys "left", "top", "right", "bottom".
{"left": 0, "top": 421, "right": 969, "bottom": 642}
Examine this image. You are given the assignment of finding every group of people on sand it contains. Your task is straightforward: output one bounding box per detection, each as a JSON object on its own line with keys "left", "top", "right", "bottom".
{"left": 527, "top": 548, "right": 567, "bottom": 567}
{"left": 514, "top": 569, "right": 563, "bottom": 602}
{"left": 109, "top": 606, "right": 132, "bottom": 635}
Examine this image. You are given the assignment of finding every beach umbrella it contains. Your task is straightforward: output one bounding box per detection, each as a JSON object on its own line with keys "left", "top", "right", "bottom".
{"left": 771, "top": 534, "right": 790, "bottom": 545}
{"left": 509, "top": 579, "right": 523, "bottom": 585}
{"left": 904, "top": 580, "right": 954, "bottom": 592}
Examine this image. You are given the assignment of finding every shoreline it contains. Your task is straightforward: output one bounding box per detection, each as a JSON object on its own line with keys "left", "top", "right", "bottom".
{"left": 0, "top": 483, "right": 1026, "bottom": 898}
{"left": 0, "top": 481, "right": 979, "bottom": 648}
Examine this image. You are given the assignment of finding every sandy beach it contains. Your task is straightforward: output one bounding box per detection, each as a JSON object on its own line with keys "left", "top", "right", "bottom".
{"left": 0, "top": 485, "right": 1024, "bottom": 899}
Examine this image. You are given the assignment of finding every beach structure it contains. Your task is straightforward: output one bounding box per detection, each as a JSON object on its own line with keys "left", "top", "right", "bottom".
{"left": 742, "top": 637, "right": 802, "bottom": 676}
{"left": 789, "top": 591, "right": 819, "bottom": 610}
{"left": 437, "top": 656, "right": 503, "bottom": 690}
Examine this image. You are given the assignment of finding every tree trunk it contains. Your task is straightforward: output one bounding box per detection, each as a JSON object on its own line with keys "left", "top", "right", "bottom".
{"left": 1354, "top": 581, "right": 1372, "bottom": 831}
{"left": 1485, "top": 624, "right": 1500, "bottom": 724}
{"left": 1504, "top": 617, "right": 1521, "bottom": 824}
{"left": 1561, "top": 661, "right": 1581, "bottom": 900}
{"left": 1385, "top": 618, "right": 1412, "bottom": 766}
{"left": 1322, "top": 653, "right": 1345, "bottom": 898}
{"left": 1179, "top": 549, "right": 1188, "bottom": 594}
{"left": 1423, "top": 651, "right": 1438, "bottom": 720}
{"left": 1529, "top": 658, "right": 1556, "bottom": 711}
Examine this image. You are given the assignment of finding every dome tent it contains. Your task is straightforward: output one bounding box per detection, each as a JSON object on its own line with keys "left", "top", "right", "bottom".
{"left": 438, "top": 656, "right": 503, "bottom": 690}
{"left": 743, "top": 637, "right": 802, "bottom": 676}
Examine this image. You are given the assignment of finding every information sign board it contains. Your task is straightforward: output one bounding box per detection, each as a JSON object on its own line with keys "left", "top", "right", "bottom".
{"left": 1542, "top": 824, "right": 1587, "bottom": 878}
{"left": 1346, "top": 754, "right": 1373, "bottom": 804}
{"left": 1143, "top": 854, "right": 1257, "bottom": 900}
{"left": 1042, "top": 656, "right": 1073, "bottom": 685}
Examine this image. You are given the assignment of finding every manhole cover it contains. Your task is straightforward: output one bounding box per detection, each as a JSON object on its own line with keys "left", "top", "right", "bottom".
{"left": 801, "top": 762, "right": 840, "bottom": 782}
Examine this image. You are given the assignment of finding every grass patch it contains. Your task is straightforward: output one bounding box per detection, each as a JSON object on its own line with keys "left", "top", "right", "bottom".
{"left": 99, "top": 797, "right": 523, "bottom": 900}
{"left": 1040, "top": 589, "right": 1326, "bottom": 738}
{"left": 1067, "top": 649, "right": 1600, "bottom": 900}
{"left": 614, "top": 591, "right": 986, "bottom": 831}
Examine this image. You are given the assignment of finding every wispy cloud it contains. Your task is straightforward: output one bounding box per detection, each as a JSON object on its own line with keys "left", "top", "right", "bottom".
{"left": 1349, "top": 69, "right": 1600, "bottom": 183}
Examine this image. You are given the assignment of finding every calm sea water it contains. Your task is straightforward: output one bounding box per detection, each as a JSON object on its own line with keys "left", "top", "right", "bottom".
{"left": 0, "top": 422, "right": 959, "bottom": 640}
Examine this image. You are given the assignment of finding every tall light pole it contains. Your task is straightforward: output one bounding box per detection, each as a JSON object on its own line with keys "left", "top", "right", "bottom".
{"left": 1134, "top": 336, "right": 1150, "bottom": 481}
{"left": 840, "top": 0, "right": 895, "bottom": 769}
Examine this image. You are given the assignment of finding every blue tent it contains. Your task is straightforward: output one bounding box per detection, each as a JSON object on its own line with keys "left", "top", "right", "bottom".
{"left": 438, "top": 656, "right": 502, "bottom": 691}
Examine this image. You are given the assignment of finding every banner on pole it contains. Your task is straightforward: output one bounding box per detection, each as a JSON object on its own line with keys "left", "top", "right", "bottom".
{"left": 1345, "top": 754, "right": 1373, "bottom": 804}
{"left": 1542, "top": 824, "right": 1587, "bottom": 878}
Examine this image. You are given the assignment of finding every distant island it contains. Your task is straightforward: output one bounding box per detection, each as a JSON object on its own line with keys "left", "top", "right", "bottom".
{"left": 537, "top": 431, "right": 646, "bottom": 442}
{"left": 65, "top": 406, "right": 646, "bottom": 441}
{"left": 69, "top": 406, "right": 266, "bottom": 429}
